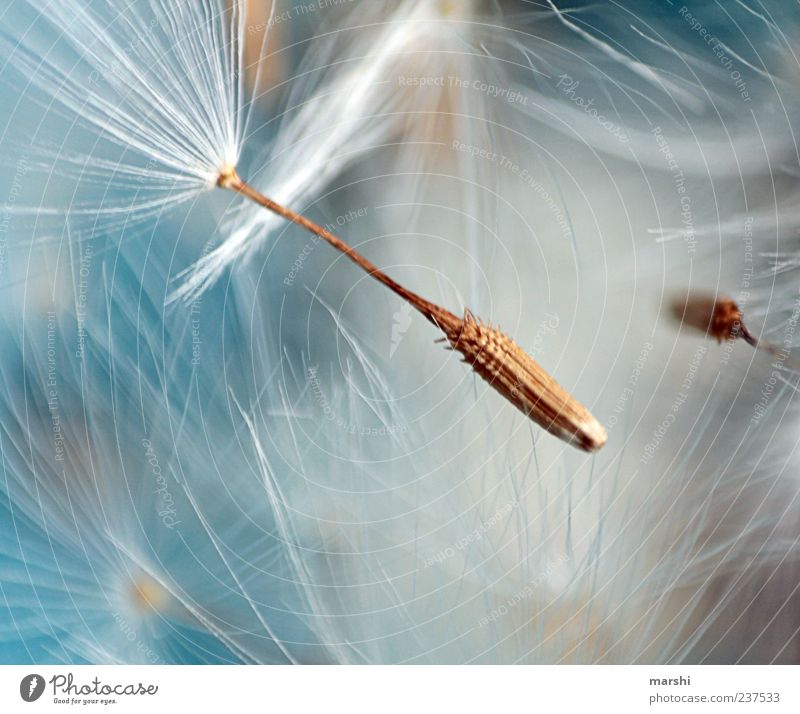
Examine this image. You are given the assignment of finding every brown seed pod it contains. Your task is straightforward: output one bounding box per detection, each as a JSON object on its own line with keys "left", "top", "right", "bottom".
{"left": 670, "top": 294, "right": 799, "bottom": 367}
{"left": 670, "top": 295, "right": 752, "bottom": 344}
{"left": 438, "top": 310, "right": 607, "bottom": 452}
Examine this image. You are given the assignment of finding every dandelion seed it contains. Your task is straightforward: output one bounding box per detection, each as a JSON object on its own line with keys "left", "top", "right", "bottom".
{"left": 218, "top": 167, "right": 606, "bottom": 452}
{"left": 671, "top": 293, "right": 795, "bottom": 366}
{"left": 672, "top": 295, "right": 753, "bottom": 344}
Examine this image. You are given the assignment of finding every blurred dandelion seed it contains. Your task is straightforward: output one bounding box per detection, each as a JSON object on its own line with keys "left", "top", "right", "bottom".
{"left": 130, "top": 574, "right": 171, "bottom": 615}
{"left": 671, "top": 294, "right": 798, "bottom": 368}
{"left": 217, "top": 167, "right": 606, "bottom": 452}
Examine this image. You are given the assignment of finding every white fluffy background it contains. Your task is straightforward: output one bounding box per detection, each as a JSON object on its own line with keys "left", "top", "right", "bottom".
{"left": 0, "top": 0, "right": 798, "bottom": 664}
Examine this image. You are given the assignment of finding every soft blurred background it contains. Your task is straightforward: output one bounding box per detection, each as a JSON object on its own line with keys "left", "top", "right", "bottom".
{"left": 1, "top": 0, "right": 799, "bottom": 663}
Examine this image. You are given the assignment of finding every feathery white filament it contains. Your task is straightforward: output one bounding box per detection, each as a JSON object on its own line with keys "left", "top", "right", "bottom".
{"left": 173, "top": 0, "right": 476, "bottom": 301}
{"left": 2, "top": 0, "right": 250, "bottom": 218}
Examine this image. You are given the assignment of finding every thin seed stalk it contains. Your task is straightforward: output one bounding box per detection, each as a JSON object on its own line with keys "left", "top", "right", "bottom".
{"left": 217, "top": 168, "right": 607, "bottom": 452}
